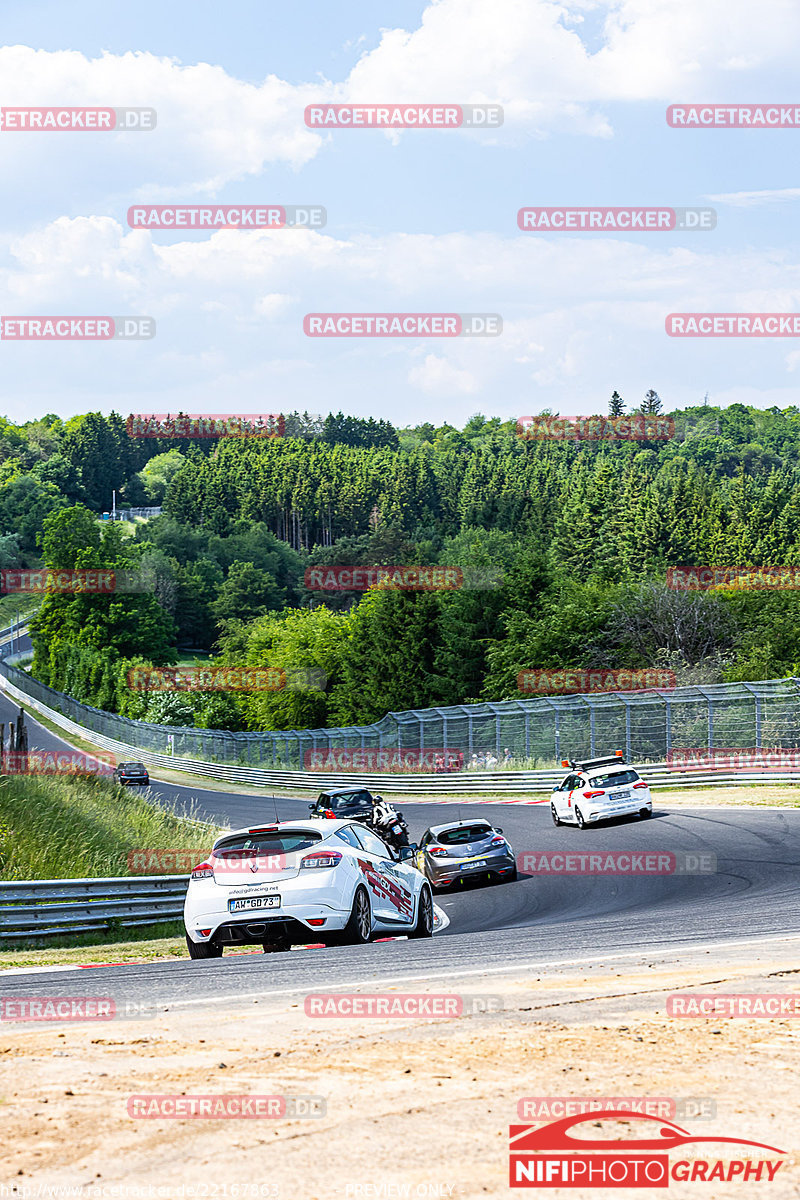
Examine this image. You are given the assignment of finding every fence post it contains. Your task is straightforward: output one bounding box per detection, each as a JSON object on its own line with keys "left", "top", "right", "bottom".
{"left": 625, "top": 698, "right": 632, "bottom": 761}
{"left": 665, "top": 699, "right": 672, "bottom": 758}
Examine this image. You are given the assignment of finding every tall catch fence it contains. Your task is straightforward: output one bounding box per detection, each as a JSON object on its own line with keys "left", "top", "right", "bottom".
{"left": 2, "top": 633, "right": 799, "bottom": 770}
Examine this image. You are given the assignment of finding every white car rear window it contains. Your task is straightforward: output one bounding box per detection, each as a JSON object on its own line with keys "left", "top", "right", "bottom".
{"left": 587, "top": 769, "right": 640, "bottom": 788}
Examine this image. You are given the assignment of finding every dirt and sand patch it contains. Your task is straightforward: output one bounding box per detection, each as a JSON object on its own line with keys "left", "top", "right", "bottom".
{"left": 1, "top": 938, "right": 798, "bottom": 1198}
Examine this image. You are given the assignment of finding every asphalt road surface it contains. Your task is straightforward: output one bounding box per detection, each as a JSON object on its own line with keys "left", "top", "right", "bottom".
{"left": 2, "top": 684, "right": 800, "bottom": 1008}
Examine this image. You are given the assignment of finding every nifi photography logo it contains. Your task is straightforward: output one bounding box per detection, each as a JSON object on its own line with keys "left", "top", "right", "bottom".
{"left": 508, "top": 1110, "right": 785, "bottom": 1187}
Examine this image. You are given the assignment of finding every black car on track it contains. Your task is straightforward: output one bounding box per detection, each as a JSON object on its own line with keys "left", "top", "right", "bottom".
{"left": 114, "top": 761, "right": 150, "bottom": 787}
{"left": 308, "top": 786, "right": 376, "bottom": 822}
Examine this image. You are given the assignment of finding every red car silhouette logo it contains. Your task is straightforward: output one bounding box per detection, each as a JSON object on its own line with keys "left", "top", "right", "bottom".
{"left": 510, "top": 1110, "right": 785, "bottom": 1155}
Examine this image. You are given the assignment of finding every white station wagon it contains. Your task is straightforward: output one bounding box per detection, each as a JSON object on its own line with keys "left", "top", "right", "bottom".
{"left": 550, "top": 752, "right": 653, "bottom": 828}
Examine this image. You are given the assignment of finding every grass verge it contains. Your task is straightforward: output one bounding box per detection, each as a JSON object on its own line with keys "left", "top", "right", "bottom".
{"left": 0, "top": 771, "right": 220, "bottom": 880}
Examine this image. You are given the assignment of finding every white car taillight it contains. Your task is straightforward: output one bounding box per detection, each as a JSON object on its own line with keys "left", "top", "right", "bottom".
{"left": 191, "top": 861, "right": 214, "bottom": 880}
{"left": 299, "top": 850, "right": 342, "bottom": 869}
{"left": 633, "top": 780, "right": 648, "bottom": 789}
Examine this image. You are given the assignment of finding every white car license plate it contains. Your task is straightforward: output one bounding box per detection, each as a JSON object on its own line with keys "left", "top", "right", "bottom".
{"left": 609, "top": 789, "right": 631, "bottom": 801}
{"left": 462, "top": 859, "right": 488, "bottom": 870}
{"left": 228, "top": 895, "right": 281, "bottom": 913}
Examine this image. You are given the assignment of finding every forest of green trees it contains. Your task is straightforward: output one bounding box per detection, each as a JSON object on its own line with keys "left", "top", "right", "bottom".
{"left": 4, "top": 400, "right": 800, "bottom": 732}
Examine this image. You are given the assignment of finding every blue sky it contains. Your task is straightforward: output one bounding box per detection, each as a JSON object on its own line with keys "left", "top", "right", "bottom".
{"left": 2, "top": 0, "right": 800, "bottom": 426}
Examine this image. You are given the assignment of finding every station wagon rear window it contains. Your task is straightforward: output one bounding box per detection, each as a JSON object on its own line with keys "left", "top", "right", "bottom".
{"left": 587, "top": 769, "right": 640, "bottom": 788}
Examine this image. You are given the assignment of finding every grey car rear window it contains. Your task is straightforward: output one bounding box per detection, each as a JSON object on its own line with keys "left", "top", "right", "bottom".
{"left": 437, "top": 824, "right": 493, "bottom": 845}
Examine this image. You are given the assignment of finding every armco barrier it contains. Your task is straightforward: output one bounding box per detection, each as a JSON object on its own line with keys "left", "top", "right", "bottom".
{"left": 0, "top": 876, "right": 189, "bottom": 939}
{"left": 5, "top": 628, "right": 800, "bottom": 770}
{"left": 2, "top": 663, "right": 800, "bottom": 794}
{"left": 3, "top": 630, "right": 800, "bottom": 795}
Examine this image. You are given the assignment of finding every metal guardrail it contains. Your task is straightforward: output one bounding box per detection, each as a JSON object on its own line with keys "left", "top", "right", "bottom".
{"left": 4, "top": 619, "right": 800, "bottom": 769}
{"left": 0, "top": 876, "right": 189, "bottom": 939}
{"left": 3, "top": 666, "right": 800, "bottom": 795}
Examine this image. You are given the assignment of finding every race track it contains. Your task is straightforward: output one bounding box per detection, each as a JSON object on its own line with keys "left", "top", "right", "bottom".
{"left": 2, "top": 688, "right": 800, "bottom": 1009}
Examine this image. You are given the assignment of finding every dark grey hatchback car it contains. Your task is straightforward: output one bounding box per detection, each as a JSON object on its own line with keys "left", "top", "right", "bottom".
{"left": 415, "top": 819, "right": 516, "bottom": 889}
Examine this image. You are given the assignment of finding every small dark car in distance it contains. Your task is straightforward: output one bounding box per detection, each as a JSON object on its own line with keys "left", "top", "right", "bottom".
{"left": 114, "top": 761, "right": 150, "bottom": 787}
{"left": 308, "top": 787, "right": 376, "bottom": 822}
{"left": 416, "top": 819, "right": 516, "bottom": 890}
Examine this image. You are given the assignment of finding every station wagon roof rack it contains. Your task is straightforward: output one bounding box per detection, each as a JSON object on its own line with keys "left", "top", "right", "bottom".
{"left": 561, "top": 750, "right": 625, "bottom": 772}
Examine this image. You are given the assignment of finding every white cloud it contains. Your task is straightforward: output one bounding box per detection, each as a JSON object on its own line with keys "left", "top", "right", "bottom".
{"left": 705, "top": 188, "right": 800, "bottom": 207}
{"left": 3, "top": 0, "right": 800, "bottom": 212}
{"left": 0, "top": 45, "right": 322, "bottom": 201}
{"left": 408, "top": 354, "right": 479, "bottom": 394}
{"left": 5, "top": 215, "right": 800, "bottom": 420}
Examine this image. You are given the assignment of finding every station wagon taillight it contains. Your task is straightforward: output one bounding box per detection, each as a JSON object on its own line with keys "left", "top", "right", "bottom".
{"left": 633, "top": 781, "right": 648, "bottom": 789}
{"left": 583, "top": 790, "right": 604, "bottom": 799}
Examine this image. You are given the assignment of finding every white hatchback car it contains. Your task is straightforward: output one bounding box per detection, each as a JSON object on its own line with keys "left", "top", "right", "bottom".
{"left": 184, "top": 819, "right": 433, "bottom": 958}
{"left": 550, "top": 752, "right": 653, "bottom": 829}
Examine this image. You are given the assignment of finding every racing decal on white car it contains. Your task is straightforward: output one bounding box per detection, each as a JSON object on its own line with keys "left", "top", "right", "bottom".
{"left": 356, "top": 857, "right": 413, "bottom": 919}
